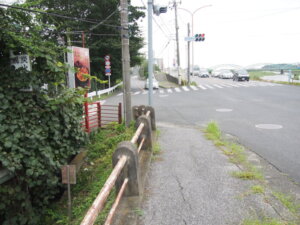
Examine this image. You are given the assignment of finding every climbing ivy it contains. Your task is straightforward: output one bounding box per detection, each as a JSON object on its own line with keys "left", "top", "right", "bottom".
{"left": 0, "top": 6, "right": 86, "bottom": 224}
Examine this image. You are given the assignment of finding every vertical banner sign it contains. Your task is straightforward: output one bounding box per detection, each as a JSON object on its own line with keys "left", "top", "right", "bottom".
{"left": 67, "top": 47, "right": 91, "bottom": 88}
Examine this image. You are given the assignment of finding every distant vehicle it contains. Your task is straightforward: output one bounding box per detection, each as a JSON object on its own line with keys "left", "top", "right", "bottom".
{"left": 199, "top": 68, "right": 209, "bottom": 78}
{"left": 211, "top": 70, "right": 221, "bottom": 78}
{"left": 233, "top": 70, "right": 250, "bottom": 81}
{"left": 219, "top": 69, "right": 233, "bottom": 79}
{"left": 191, "top": 66, "right": 200, "bottom": 76}
{"left": 145, "top": 77, "right": 159, "bottom": 89}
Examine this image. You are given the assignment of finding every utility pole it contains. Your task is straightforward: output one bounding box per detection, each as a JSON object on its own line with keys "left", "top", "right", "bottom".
{"left": 173, "top": 0, "right": 181, "bottom": 85}
{"left": 187, "top": 23, "right": 191, "bottom": 85}
{"left": 120, "top": 0, "right": 131, "bottom": 127}
{"left": 148, "top": 0, "right": 154, "bottom": 106}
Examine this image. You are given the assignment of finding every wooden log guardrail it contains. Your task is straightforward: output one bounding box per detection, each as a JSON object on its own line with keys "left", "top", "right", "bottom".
{"left": 80, "top": 105, "right": 155, "bottom": 225}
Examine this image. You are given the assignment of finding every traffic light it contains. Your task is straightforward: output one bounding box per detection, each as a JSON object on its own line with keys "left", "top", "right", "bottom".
{"left": 153, "top": 4, "right": 168, "bottom": 16}
{"left": 195, "top": 33, "right": 205, "bottom": 41}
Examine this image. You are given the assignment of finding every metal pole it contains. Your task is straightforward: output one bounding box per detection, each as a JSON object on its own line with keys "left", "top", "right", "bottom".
{"left": 148, "top": 0, "right": 153, "bottom": 106}
{"left": 120, "top": 0, "right": 132, "bottom": 127}
{"left": 191, "top": 15, "right": 194, "bottom": 78}
{"left": 174, "top": 1, "right": 181, "bottom": 85}
{"left": 187, "top": 23, "right": 191, "bottom": 85}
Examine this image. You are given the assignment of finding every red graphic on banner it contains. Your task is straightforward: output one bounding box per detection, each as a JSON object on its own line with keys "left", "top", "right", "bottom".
{"left": 73, "top": 47, "right": 90, "bottom": 88}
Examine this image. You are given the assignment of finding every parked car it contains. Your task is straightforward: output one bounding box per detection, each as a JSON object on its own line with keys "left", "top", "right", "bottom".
{"left": 199, "top": 68, "right": 209, "bottom": 78}
{"left": 233, "top": 70, "right": 250, "bottom": 81}
{"left": 145, "top": 77, "right": 159, "bottom": 89}
{"left": 219, "top": 69, "right": 233, "bottom": 79}
{"left": 211, "top": 70, "right": 221, "bottom": 78}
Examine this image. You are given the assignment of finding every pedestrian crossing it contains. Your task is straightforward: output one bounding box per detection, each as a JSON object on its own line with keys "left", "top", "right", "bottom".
{"left": 117, "top": 82, "right": 282, "bottom": 97}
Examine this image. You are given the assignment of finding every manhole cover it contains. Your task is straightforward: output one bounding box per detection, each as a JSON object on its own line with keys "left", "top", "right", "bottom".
{"left": 216, "top": 108, "right": 233, "bottom": 112}
{"left": 255, "top": 124, "right": 283, "bottom": 129}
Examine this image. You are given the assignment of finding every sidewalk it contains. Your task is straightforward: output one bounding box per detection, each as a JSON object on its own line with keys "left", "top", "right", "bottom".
{"left": 137, "top": 122, "right": 298, "bottom": 225}
{"left": 261, "top": 75, "right": 300, "bottom": 83}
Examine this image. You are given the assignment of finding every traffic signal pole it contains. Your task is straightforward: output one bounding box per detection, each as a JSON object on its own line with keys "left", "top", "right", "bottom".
{"left": 147, "top": 0, "right": 153, "bottom": 106}
{"left": 187, "top": 23, "right": 191, "bottom": 85}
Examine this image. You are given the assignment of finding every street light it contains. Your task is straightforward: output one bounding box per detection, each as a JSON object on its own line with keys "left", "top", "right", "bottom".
{"left": 178, "top": 5, "right": 212, "bottom": 77}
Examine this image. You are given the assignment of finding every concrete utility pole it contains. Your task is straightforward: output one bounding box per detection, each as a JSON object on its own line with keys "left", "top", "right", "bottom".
{"left": 174, "top": 0, "right": 181, "bottom": 85}
{"left": 148, "top": 0, "right": 154, "bottom": 106}
{"left": 187, "top": 23, "right": 191, "bottom": 85}
{"left": 120, "top": 0, "right": 131, "bottom": 126}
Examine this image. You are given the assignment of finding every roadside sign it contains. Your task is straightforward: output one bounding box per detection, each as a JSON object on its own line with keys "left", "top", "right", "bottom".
{"left": 105, "top": 55, "right": 110, "bottom": 61}
{"left": 105, "top": 65, "right": 111, "bottom": 69}
{"left": 105, "top": 61, "right": 111, "bottom": 66}
{"left": 61, "top": 165, "right": 76, "bottom": 184}
{"left": 184, "top": 36, "right": 195, "bottom": 42}
{"left": 105, "top": 68, "right": 111, "bottom": 73}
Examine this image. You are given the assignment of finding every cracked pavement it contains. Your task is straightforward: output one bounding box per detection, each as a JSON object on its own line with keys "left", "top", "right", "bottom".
{"left": 137, "top": 122, "right": 294, "bottom": 225}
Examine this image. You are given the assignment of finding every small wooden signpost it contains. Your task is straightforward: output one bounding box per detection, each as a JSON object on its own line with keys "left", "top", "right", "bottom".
{"left": 61, "top": 165, "right": 76, "bottom": 221}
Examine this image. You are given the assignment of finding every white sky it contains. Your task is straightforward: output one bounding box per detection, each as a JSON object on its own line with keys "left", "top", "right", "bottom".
{"left": 2, "top": 0, "right": 300, "bottom": 68}
{"left": 131, "top": 0, "right": 300, "bottom": 68}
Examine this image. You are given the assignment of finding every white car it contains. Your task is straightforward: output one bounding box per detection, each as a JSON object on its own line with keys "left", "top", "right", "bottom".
{"left": 145, "top": 77, "right": 159, "bottom": 89}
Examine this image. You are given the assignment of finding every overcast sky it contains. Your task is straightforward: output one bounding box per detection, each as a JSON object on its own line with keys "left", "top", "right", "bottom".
{"left": 2, "top": 0, "right": 300, "bottom": 68}
{"left": 131, "top": 0, "right": 300, "bottom": 68}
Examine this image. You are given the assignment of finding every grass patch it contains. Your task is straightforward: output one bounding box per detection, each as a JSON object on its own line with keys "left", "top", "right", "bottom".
{"left": 153, "top": 142, "right": 161, "bottom": 155}
{"left": 242, "top": 217, "right": 296, "bottom": 225}
{"left": 232, "top": 170, "right": 263, "bottom": 180}
{"left": 190, "top": 81, "right": 198, "bottom": 86}
{"left": 251, "top": 185, "right": 265, "bottom": 194}
{"left": 273, "top": 192, "right": 300, "bottom": 214}
{"left": 204, "top": 121, "right": 263, "bottom": 181}
{"left": 43, "top": 123, "right": 135, "bottom": 225}
{"left": 248, "top": 71, "right": 276, "bottom": 80}
{"left": 133, "top": 208, "right": 144, "bottom": 216}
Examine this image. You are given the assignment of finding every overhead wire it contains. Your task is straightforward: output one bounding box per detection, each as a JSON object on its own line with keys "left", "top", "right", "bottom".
{"left": 0, "top": 3, "right": 121, "bottom": 28}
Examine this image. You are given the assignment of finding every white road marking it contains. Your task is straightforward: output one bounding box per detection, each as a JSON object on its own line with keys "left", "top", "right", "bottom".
{"left": 213, "top": 84, "right": 223, "bottom": 88}
{"left": 219, "top": 84, "right": 232, "bottom": 87}
{"left": 133, "top": 91, "right": 140, "bottom": 95}
{"left": 182, "top": 86, "right": 190, "bottom": 91}
{"left": 226, "top": 83, "right": 240, "bottom": 87}
{"left": 159, "top": 90, "right": 165, "bottom": 94}
{"left": 174, "top": 88, "right": 181, "bottom": 92}
{"left": 117, "top": 93, "right": 123, "bottom": 96}
{"left": 190, "top": 86, "right": 198, "bottom": 90}
{"left": 203, "top": 84, "right": 213, "bottom": 89}
{"left": 198, "top": 85, "right": 207, "bottom": 90}
{"left": 167, "top": 89, "right": 173, "bottom": 93}
{"left": 142, "top": 90, "right": 148, "bottom": 94}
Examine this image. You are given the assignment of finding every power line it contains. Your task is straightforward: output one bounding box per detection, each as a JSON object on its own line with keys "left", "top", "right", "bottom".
{"left": 0, "top": 3, "right": 121, "bottom": 28}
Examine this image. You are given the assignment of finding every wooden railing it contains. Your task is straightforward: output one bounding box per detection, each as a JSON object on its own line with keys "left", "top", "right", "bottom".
{"left": 80, "top": 105, "right": 156, "bottom": 225}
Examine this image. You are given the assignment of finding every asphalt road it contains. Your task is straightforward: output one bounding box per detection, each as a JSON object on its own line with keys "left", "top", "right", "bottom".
{"left": 108, "top": 75, "right": 300, "bottom": 184}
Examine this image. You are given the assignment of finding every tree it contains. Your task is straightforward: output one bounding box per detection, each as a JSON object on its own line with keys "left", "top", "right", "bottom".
{"left": 25, "top": 0, "right": 145, "bottom": 86}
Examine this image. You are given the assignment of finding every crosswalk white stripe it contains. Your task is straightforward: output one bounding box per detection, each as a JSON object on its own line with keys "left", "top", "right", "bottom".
{"left": 117, "top": 93, "right": 123, "bottom": 96}
{"left": 226, "top": 83, "right": 239, "bottom": 87}
{"left": 213, "top": 84, "right": 223, "bottom": 88}
{"left": 142, "top": 90, "right": 148, "bottom": 94}
{"left": 219, "top": 84, "right": 232, "bottom": 87}
{"left": 203, "top": 84, "right": 213, "bottom": 89}
{"left": 174, "top": 87, "right": 181, "bottom": 92}
{"left": 190, "top": 86, "right": 198, "bottom": 90}
{"left": 167, "top": 89, "right": 173, "bottom": 93}
{"left": 182, "top": 86, "right": 190, "bottom": 91}
{"left": 198, "top": 85, "right": 207, "bottom": 90}
{"left": 133, "top": 91, "right": 140, "bottom": 95}
{"left": 159, "top": 90, "right": 165, "bottom": 94}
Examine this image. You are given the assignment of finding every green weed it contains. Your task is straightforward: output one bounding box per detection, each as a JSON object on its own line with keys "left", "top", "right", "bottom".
{"left": 242, "top": 217, "right": 295, "bottom": 225}
{"left": 273, "top": 192, "right": 300, "bottom": 214}
{"left": 153, "top": 142, "right": 161, "bottom": 155}
{"left": 251, "top": 185, "right": 265, "bottom": 194}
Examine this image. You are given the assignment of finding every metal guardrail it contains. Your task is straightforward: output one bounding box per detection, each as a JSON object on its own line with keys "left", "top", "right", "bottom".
{"left": 80, "top": 105, "right": 156, "bottom": 225}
